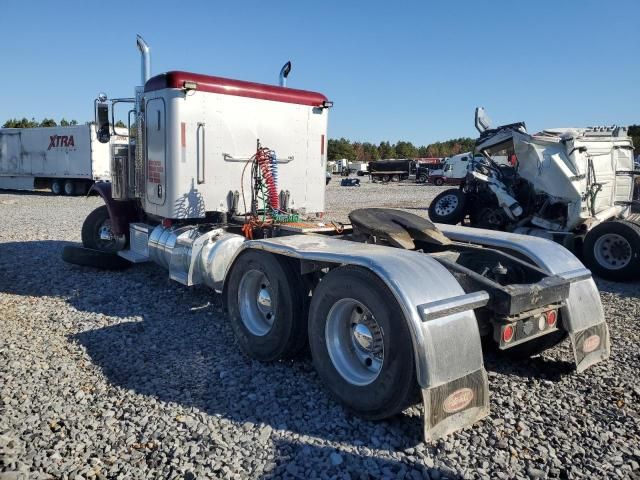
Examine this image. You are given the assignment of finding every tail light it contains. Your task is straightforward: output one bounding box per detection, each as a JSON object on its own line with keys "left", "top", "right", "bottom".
{"left": 545, "top": 310, "right": 557, "bottom": 328}
{"left": 502, "top": 325, "right": 515, "bottom": 343}
{"left": 538, "top": 315, "right": 546, "bottom": 331}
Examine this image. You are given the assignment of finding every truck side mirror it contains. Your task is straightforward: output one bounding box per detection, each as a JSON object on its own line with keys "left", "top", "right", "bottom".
{"left": 96, "top": 102, "right": 111, "bottom": 143}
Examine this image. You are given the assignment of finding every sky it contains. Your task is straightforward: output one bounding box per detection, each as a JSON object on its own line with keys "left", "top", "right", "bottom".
{"left": 1, "top": 0, "right": 638, "bottom": 146}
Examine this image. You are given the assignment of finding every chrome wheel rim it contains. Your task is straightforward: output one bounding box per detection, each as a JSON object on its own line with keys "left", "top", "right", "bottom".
{"left": 64, "top": 182, "right": 74, "bottom": 195}
{"left": 238, "top": 270, "right": 275, "bottom": 336}
{"left": 594, "top": 233, "right": 632, "bottom": 270}
{"left": 325, "top": 298, "right": 384, "bottom": 386}
{"left": 96, "top": 219, "right": 125, "bottom": 251}
{"left": 434, "top": 194, "right": 459, "bottom": 216}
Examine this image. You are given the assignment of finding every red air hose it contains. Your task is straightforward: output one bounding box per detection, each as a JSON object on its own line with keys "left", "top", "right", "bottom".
{"left": 256, "top": 148, "right": 279, "bottom": 210}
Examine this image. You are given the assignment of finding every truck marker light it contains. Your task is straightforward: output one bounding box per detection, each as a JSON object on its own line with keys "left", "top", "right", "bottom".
{"left": 582, "top": 335, "right": 601, "bottom": 353}
{"left": 443, "top": 388, "right": 474, "bottom": 413}
{"left": 538, "top": 315, "right": 546, "bottom": 331}
{"left": 162, "top": 218, "right": 173, "bottom": 228}
{"left": 545, "top": 310, "right": 557, "bottom": 327}
{"left": 502, "top": 325, "right": 514, "bottom": 343}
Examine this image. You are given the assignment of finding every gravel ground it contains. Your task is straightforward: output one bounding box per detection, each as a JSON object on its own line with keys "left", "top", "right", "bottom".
{"left": 1, "top": 182, "right": 639, "bottom": 480}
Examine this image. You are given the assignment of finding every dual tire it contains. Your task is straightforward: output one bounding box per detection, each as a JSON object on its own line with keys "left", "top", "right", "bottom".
{"left": 225, "top": 252, "right": 417, "bottom": 418}
{"left": 583, "top": 220, "right": 640, "bottom": 281}
{"left": 51, "top": 179, "right": 85, "bottom": 196}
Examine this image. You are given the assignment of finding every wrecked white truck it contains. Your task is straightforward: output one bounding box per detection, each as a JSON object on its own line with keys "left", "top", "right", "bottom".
{"left": 429, "top": 108, "right": 640, "bottom": 281}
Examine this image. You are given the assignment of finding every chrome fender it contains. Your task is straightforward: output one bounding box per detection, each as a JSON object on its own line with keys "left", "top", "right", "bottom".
{"left": 438, "top": 224, "right": 610, "bottom": 373}
{"left": 234, "top": 235, "right": 490, "bottom": 440}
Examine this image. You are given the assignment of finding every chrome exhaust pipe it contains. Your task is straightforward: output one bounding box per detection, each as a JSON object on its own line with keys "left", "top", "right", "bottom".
{"left": 279, "top": 61, "right": 291, "bottom": 87}
{"left": 136, "top": 35, "right": 151, "bottom": 84}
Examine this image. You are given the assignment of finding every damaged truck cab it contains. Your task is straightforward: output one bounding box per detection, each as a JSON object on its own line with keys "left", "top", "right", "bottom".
{"left": 69, "top": 36, "right": 611, "bottom": 442}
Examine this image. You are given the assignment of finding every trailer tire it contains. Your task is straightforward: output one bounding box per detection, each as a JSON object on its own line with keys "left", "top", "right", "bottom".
{"left": 434, "top": 177, "right": 444, "bottom": 186}
{"left": 583, "top": 220, "right": 640, "bottom": 281}
{"left": 391, "top": 174, "right": 400, "bottom": 182}
{"left": 381, "top": 175, "right": 390, "bottom": 183}
{"left": 64, "top": 180, "right": 75, "bottom": 196}
{"left": 51, "top": 179, "right": 63, "bottom": 195}
{"left": 308, "top": 266, "right": 418, "bottom": 420}
{"left": 428, "top": 189, "right": 467, "bottom": 224}
{"left": 81, "top": 205, "right": 127, "bottom": 253}
{"left": 225, "top": 250, "right": 308, "bottom": 361}
{"left": 62, "top": 245, "right": 131, "bottom": 270}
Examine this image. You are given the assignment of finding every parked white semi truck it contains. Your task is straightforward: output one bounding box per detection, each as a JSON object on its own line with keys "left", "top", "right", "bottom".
{"left": 65, "top": 36, "right": 611, "bottom": 441}
{"left": 0, "top": 124, "right": 128, "bottom": 195}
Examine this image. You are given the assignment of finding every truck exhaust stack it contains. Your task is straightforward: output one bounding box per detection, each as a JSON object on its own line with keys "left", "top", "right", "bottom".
{"left": 279, "top": 61, "right": 291, "bottom": 87}
{"left": 136, "top": 35, "right": 151, "bottom": 84}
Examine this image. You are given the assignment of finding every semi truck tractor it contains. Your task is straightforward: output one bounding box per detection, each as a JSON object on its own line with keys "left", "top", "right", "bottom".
{"left": 0, "top": 124, "right": 128, "bottom": 195}
{"left": 65, "top": 36, "right": 610, "bottom": 441}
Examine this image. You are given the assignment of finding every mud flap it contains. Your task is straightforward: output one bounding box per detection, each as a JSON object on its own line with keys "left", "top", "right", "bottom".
{"left": 422, "top": 368, "right": 490, "bottom": 442}
{"left": 559, "top": 277, "right": 611, "bottom": 373}
{"left": 417, "top": 292, "right": 491, "bottom": 442}
{"left": 570, "top": 322, "right": 610, "bottom": 373}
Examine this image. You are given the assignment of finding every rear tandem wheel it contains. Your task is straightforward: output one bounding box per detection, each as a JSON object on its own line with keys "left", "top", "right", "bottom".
{"left": 308, "top": 266, "right": 418, "bottom": 419}
{"left": 225, "top": 250, "right": 308, "bottom": 361}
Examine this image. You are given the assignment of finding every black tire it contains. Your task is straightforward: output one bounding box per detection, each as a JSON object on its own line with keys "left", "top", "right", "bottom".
{"left": 63, "top": 180, "right": 75, "bottom": 196}
{"left": 418, "top": 174, "right": 428, "bottom": 183}
{"left": 357, "top": 171, "right": 365, "bottom": 177}
{"left": 62, "top": 245, "right": 131, "bottom": 270}
{"left": 391, "top": 174, "right": 400, "bottom": 182}
{"left": 308, "top": 266, "right": 418, "bottom": 420}
{"left": 501, "top": 330, "right": 568, "bottom": 360}
{"left": 469, "top": 206, "right": 507, "bottom": 230}
{"left": 51, "top": 179, "right": 63, "bottom": 195}
{"left": 225, "top": 250, "right": 308, "bottom": 361}
{"left": 381, "top": 175, "right": 390, "bottom": 183}
{"left": 428, "top": 189, "right": 467, "bottom": 224}
{"left": 81, "top": 205, "right": 127, "bottom": 253}
{"left": 582, "top": 220, "right": 640, "bottom": 281}
{"left": 434, "top": 177, "right": 444, "bottom": 186}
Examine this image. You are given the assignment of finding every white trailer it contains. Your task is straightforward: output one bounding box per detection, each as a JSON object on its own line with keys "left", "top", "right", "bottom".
{"left": 63, "top": 36, "right": 611, "bottom": 442}
{"left": 0, "top": 124, "right": 128, "bottom": 195}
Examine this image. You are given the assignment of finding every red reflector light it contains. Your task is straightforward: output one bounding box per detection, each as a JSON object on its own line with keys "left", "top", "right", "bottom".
{"left": 545, "top": 310, "right": 557, "bottom": 327}
{"left": 162, "top": 218, "right": 173, "bottom": 228}
{"left": 502, "top": 325, "right": 515, "bottom": 343}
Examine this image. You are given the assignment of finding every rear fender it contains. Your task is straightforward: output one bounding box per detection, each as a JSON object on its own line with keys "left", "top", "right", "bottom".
{"left": 88, "top": 182, "right": 139, "bottom": 236}
{"left": 438, "top": 224, "right": 610, "bottom": 372}
{"left": 234, "top": 235, "right": 490, "bottom": 441}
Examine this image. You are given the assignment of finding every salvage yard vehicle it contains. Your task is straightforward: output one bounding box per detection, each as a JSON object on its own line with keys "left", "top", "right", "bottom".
{"left": 64, "top": 36, "right": 611, "bottom": 442}
{"left": 429, "top": 108, "right": 640, "bottom": 281}
{"left": 0, "top": 124, "right": 128, "bottom": 195}
{"left": 368, "top": 159, "right": 429, "bottom": 183}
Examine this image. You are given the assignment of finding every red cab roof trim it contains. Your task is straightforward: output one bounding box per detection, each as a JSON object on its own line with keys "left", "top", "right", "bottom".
{"left": 145, "top": 71, "right": 328, "bottom": 107}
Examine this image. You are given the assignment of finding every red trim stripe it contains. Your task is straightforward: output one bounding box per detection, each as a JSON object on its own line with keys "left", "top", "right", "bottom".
{"left": 145, "top": 71, "right": 328, "bottom": 107}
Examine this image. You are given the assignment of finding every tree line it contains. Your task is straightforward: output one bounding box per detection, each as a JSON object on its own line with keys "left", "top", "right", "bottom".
{"left": 3, "top": 117, "right": 638, "bottom": 157}
{"left": 1, "top": 118, "right": 129, "bottom": 129}
{"left": 2, "top": 117, "right": 80, "bottom": 128}
{"left": 328, "top": 137, "right": 477, "bottom": 162}
{"left": 330, "top": 126, "right": 640, "bottom": 162}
